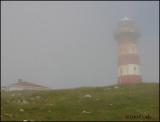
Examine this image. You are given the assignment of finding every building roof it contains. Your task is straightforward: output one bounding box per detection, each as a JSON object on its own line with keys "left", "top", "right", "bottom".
{"left": 11, "top": 81, "right": 48, "bottom": 89}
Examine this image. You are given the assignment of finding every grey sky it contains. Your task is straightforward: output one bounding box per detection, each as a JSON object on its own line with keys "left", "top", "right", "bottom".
{"left": 1, "top": 1, "right": 159, "bottom": 89}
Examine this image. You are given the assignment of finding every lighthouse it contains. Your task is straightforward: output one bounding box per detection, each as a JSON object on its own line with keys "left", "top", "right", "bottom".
{"left": 114, "top": 16, "right": 142, "bottom": 84}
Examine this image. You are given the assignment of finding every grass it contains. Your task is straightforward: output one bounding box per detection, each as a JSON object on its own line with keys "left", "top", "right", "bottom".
{"left": 1, "top": 83, "right": 159, "bottom": 121}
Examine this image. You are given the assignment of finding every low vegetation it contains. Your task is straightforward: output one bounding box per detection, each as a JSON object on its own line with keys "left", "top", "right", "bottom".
{"left": 1, "top": 83, "right": 159, "bottom": 121}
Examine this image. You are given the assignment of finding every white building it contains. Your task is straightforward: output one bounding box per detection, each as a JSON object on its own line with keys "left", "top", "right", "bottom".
{"left": 5, "top": 80, "right": 49, "bottom": 91}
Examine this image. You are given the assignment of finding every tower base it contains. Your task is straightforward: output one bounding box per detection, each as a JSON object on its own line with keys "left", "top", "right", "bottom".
{"left": 118, "top": 75, "right": 142, "bottom": 84}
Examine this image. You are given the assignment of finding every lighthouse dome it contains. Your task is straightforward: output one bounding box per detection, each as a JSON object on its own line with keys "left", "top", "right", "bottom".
{"left": 114, "top": 16, "right": 141, "bottom": 41}
{"left": 120, "top": 16, "right": 131, "bottom": 21}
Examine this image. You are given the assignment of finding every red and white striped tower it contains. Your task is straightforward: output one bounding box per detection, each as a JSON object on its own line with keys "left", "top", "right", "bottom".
{"left": 114, "top": 16, "right": 142, "bottom": 84}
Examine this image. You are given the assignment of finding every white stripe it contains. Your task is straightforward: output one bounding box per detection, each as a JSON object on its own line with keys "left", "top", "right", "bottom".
{"left": 118, "top": 64, "right": 141, "bottom": 76}
{"left": 118, "top": 44, "right": 138, "bottom": 55}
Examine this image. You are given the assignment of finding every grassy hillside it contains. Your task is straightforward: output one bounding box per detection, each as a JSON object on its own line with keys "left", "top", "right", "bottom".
{"left": 1, "top": 83, "right": 159, "bottom": 121}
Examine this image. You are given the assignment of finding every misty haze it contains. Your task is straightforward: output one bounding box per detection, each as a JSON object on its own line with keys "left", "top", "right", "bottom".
{"left": 1, "top": 1, "right": 159, "bottom": 121}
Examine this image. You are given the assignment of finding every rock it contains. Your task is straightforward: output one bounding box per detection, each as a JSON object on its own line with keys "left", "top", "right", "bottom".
{"left": 4, "top": 113, "right": 12, "bottom": 117}
{"left": 95, "top": 98, "right": 100, "bottom": 101}
{"left": 83, "top": 94, "right": 92, "bottom": 98}
{"left": 17, "top": 99, "right": 29, "bottom": 104}
{"left": 19, "top": 108, "right": 24, "bottom": 112}
{"left": 30, "top": 97, "right": 35, "bottom": 101}
{"left": 17, "top": 93, "right": 21, "bottom": 96}
{"left": 104, "top": 88, "right": 111, "bottom": 91}
{"left": 109, "top": 104, "right": 113, "bottom": 106}
{"left": 11, "top": 94, "right": 15, "bottom": 97}
{"left": 48, "top": 110, "right": 52, "bottom": 112}
{"left": 114, "top": 86, "right": 119, "bottom": 89}
{"left": 82, "top": 110, "right": 91, "bottom": 114}
{"left": 36, "top": 96, "right": 40, "bottom": 99}
{"left": 49, "top": 104, "right": 53, "bottom": 106}
{"left": 17, "top": 100, "right": 21, "bottom": 104}
{"left": 22, "top": 100, "right": 29, "bottom": 104}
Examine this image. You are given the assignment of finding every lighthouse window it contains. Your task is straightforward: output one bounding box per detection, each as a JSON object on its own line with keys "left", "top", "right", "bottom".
{"left": 119, "top": 48, "right": 122, "bottom": 53}
{"left": 132, "top": 47, "right": 135, "bottom": 52}
{"left": 134, "top": 67, "right": 136, "bottom": 71}
{"left": 120, "top": 68, "right": 123, "bottom": 75}
{"left": 124, "top": 48, "right": 128, "bottom": 53}
{"left": 120, "top": 48, "right": 123, "bottom": 53}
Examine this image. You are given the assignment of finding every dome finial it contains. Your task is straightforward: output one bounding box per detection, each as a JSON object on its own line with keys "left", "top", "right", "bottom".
{"left": 120, "top": 16, "right": 131, "bottom": 21}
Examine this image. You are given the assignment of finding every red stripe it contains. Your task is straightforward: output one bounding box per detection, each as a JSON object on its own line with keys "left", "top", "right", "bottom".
{"left": 118, "top": 75, "right": 142, "bottom": 84}
{"left": 118, "top": 54, "right": 140, "bottom": 65}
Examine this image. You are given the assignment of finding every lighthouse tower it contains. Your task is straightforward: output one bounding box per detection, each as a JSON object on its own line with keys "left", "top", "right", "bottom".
{"left": 114, "top": 16, "right": 142, "bottom": 84}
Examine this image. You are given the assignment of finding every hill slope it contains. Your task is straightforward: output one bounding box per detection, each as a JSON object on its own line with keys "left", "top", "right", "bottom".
{"left": 1, "top": 83, "right": 159, "bottom": 121}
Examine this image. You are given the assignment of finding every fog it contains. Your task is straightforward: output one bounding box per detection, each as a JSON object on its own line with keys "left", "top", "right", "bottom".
{"left": 1, "top": 1, "right": 159, "bottom": 89}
